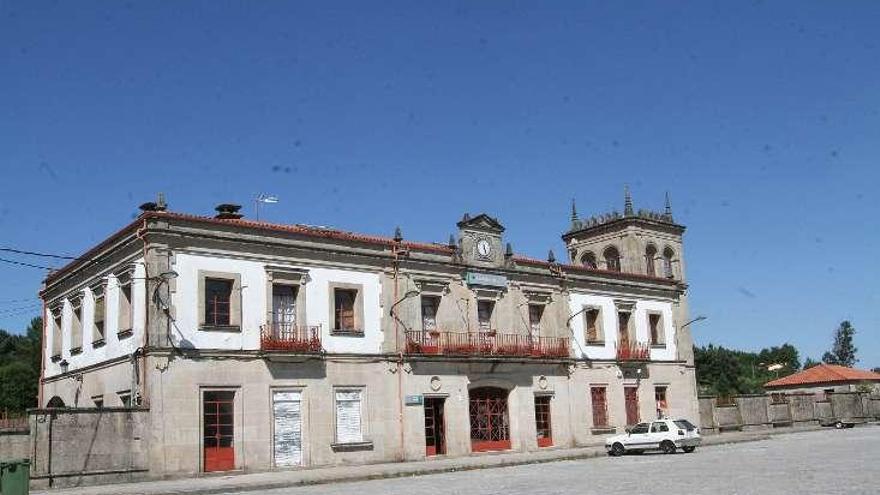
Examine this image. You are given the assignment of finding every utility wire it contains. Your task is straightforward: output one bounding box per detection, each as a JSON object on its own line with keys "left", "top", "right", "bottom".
{"left": 0, "top": 247, "right": 77, "bottom": 260}
{"left": 0, "top": 257, "right": 56, "bottom": 270}
{"left": 0, "top": 304, "right": 41, "bottom": 315}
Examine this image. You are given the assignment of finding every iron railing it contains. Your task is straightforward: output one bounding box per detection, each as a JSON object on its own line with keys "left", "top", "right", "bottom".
{"left": 405, "top": 330, "right": 569, "bottom": 358}
{"left": 616, "top": 342, "right": 651, "bottom": 361}
{"left": 260, "top": 324, "right": 323, "bottom": 353}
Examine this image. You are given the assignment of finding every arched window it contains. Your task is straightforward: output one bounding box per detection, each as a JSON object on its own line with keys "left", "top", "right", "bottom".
{"left": 603, "top": 247, "right": 621, "bottom": 272}
{"left": 645, "top": 244, "right": 657, "bottom": 277}
{"left": 580, "top": 252, "right": 597, "bottom": 269}
{"left": 47, "top": 396, "right": 66, "bottom": 408}
{"left": 662, "top": 247, "right": 675, "bottom": 278}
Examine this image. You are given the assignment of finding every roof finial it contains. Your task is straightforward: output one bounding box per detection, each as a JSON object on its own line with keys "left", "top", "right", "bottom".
{"left": 547, "top": 249, "right": 556, "bottom": 263}
{"left": 571, "top": 198, "right": 578, "bottom": 222}
{"left": 393, "top": 226, "right": 403, "bottom": 243}
{"left": 624, "top": 185, "right": 634, "bottom": 216}
{"left": 665, "top": 191, "right": 673, "bottom": 220}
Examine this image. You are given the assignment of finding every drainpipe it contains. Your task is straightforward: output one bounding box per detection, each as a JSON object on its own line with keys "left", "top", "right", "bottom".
{"left": 136, "top": 218, "right": 150, "bottom": 407}
{"left": 39, "top": 296, "right": 47, "bottom": 407}
{"left": 392, "top": 238, "right": 404, "bottom": 462}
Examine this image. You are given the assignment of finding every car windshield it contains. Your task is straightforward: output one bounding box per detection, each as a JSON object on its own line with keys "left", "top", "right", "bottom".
{"left": 674, "top": 419, "right": 696, "bottom": 431}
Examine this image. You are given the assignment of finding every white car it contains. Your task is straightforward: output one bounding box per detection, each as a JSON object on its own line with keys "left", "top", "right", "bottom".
{"left": 606, "top": 418, "right": 701, "bottom": 456}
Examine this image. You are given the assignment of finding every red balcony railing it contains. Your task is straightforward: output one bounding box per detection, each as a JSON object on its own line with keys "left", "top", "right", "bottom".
{"left": 616, "top": 342, "right": 650, "bottom": 361}
{"left": 405, "top": 330, "right": 570, "bottom": 358}
{"left": 260, "top": 324, "right": 323, "bottom": 353}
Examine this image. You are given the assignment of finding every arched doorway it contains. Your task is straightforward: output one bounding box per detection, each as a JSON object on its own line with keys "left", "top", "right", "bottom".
{"left": 469, "top": 387, "right": 510, "bottom": 452}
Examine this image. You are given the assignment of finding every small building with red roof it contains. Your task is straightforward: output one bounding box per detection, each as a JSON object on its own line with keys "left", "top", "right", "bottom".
{"left": 764, "top": 363, "right": 880, "bottom": 396}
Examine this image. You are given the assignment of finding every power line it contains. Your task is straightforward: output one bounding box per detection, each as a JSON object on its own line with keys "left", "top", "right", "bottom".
{"left": 0, "top": 247, "right": 77, "bottom": 260}
{"left": 0, "top": 257, "right": 56, "bottom": 270}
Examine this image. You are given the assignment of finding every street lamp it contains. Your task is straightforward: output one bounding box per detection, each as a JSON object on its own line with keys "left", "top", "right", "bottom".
{"left": 390, "top": 290, "right": 421, "bottom": 334}
{"left": 681, "top": 315, "right": 707, "bottom": 329}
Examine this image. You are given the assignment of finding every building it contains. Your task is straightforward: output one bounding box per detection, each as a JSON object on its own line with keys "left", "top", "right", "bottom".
{"left": 764, "top": 364, "right": 880, "bottom": 398}
{"left": 39, "top": 191, "right": 698, "bottom": 478}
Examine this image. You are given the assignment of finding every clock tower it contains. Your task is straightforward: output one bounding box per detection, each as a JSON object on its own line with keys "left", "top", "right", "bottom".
{"left": 456, "top": 213, "right": 506, "bottom": 268}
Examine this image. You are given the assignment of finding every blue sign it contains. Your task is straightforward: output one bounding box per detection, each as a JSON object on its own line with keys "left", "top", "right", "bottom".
{"left": 466, "top": 272, "right": 508, "bottom": 287}
{"left": 405, "top": 395, "right": 423, "bottom": 406}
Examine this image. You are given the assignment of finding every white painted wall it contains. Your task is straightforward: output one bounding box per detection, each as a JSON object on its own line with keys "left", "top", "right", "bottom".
{"left": 44, "top": 260, "right": 146, "bottom": 378}
{"left": 567, "top": 292, "right": 676, "bottom": 361}
{"left": 170, "top": 253, "right": 384, "bottom": 354}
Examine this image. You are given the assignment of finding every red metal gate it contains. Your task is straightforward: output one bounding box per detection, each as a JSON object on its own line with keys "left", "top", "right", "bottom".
{"left": 624, "top": 386, "right": 640, "bottom": 426}
{"left": 469, "top": 387, "right": 510, "bottom": 452}
{"left": 424, "top": 397, "right": 446, "bottom": 456}
{"left": 203, "top": 390, "right": 235, "bottom": 472}
{"left": 590, "top": 387, "right": 608, "bottom": 427}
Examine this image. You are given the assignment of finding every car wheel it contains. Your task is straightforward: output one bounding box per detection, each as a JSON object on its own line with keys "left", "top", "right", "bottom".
{"left": 610, "top": 442, "right": 625, "bottom": 456}
{"left": 682, "top": 446, "right": 696, "bottom": 453}
{"left": 835, "top": 421, "right": 844, "bottom": 429}
{"left": 661, "top": 440, "right": 676, "bottom": 454}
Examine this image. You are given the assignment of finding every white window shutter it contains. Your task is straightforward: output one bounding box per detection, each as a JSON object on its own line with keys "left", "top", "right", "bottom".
{"left": 335, "top": 391, "right": 363, "bottom": 443}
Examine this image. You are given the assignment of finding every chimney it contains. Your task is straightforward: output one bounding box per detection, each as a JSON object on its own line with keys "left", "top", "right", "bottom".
{"left": 215, "top": 203, "right": 243, "bottom": 220}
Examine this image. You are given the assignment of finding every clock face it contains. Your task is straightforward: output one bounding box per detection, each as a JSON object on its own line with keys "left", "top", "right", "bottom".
{"left": 476, "top": 239, "right": 492, "bottom": 258}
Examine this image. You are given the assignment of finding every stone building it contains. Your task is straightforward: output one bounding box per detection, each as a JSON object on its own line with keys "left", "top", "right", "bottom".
{"left": 39, "top": 192, "right": 698, "bottom": 479}
{"left": 764, "top": 364, "right": 880, "bottom": 398}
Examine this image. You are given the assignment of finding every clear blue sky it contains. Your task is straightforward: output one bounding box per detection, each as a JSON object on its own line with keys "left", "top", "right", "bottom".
{"left": 1, "top": 1, "right": 878, "bottom": 366}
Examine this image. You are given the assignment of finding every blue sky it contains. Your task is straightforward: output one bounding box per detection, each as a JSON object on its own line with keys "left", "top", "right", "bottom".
{"left": 1, "top": 1, "right": 878, "bottom": 366}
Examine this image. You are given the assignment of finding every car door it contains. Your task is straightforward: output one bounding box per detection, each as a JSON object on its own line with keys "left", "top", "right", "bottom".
{"left": 626, "top": 423, "right": 651, "bottom": 449}
{"left": 650, "top": 421, "right": 670, "bottom": 447}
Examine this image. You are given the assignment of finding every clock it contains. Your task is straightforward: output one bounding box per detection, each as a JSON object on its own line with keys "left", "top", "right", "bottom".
{"left": 476, "top": 239, "right": 493, "bottom": 259}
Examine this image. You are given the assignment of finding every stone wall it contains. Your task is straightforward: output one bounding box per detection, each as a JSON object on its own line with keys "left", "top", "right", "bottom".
{"left": 28, "top": 408, "right": 150, "bottom": 489}
{"left": 697, "top": 392, "right": 880, "bottom": 433}
{"left": 0, "top": 428, "right": 30, "bottom": 461}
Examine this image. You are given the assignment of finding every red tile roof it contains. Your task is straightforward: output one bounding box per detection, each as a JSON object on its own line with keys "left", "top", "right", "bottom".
{"left": 764, "top": 364, "right": 880, "bottom": 389}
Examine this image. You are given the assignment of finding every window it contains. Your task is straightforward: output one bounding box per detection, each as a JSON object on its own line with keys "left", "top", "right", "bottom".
{"left": 662, "top": 247, "right": 675, "bottom": 278}
{"left": 617, "top": 311, "right": 632, "bottom": 347}
{"left": 118, "top": 283, "right": 133, "bottom": 334}
{"left": 205, "top": 278, "right": 233, "bottom": 327}
{"left": 581, "top": 252, "right": 597, "bottom": 269}
{"left": 70, "top": 302, "right": 83, "bottom": 354}
{"left": 590, "top": 386, "right": 608, "bottom": 427}
{"left": 584, "top": 308, "right": 603, "bottom": 344}
{"left": 51, "top": 309, "right": 62, "bottom": 358}
{"left": 534, "top": 395, "right": 552, "bottom": 447}
{"left": 421, "top": 296, "right": 439, "bottom": 332}
{"left": 333, "top": 289, "right": 358, "bottom": 333}
{"left": 649, "top": 313, "right": 664, "bottom": 346}
{"left": 603, "top": 247, "right": 621, "bottom": 272}
{"left": 630, "top": 423, "right": 649, "bottom": 435}
{"left": 93, "top": 291, "right": 106, "bottom": 344}
{"left": 477, "top": 300, "right": 494, "bottom": 331}
{"left": 673, "top": 419, "right": 696, "bottom": 431}
{"left": 655, "top": 386, "right": 668, "bottom": 418}
{"left": 651, "top": 421, "right": 669, "bottom": 433}
{"left": 645, "top": 245, "right": 657, "bottom": 276}
{"left": 528, "top": 304, "right": 543, "bottom": 336}
{"left": 118, "top": 390, "right": 132, "bottom": 408}
{"left": 335, "top": 390, "right": 364, "bottom": 444}
{"left": 271, "top": 284, "right": 297, "bottom": 331}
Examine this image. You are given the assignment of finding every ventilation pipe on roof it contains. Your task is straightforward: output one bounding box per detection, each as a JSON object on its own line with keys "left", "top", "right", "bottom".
{"left": 215, "top": 204, "right": 243, "bottom": 220}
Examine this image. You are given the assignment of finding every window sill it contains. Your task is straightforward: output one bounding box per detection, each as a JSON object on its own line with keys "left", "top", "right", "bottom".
{"left": 199, "top": 325, "right": 242, "bottom": 333}
{"left": 650, "top": 344, "right": 666, "bottom": 349}
{"left": 50, "top": 354, "right": 62, "bottom": 363}
{"left": 70, "top": 347, "right": 83, "bottom": 356}
{"left": 330, "top": 441, "right": 373, "bottom": 452}
{"left": 590, "top": 426, "right": 617, "bottom": 435}
{"left": 117, "top": 329, "right": 133, "bottom": 339}
{"left": 586, "top": 341, "right": 605, "bottom": 346}
{"left": 330, "top": 330, "right": 365, "bottom": 337}
{"left": 92, "top": 339, "right": 106, "bottom": 349}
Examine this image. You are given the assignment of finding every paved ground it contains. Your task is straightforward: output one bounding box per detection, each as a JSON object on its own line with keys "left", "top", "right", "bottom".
{"left": 226, "top": 428, "right": 880, "bottom": 495}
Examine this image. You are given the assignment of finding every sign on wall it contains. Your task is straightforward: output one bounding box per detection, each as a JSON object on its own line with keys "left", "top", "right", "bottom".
{"left": 405, "top": 394, "right": 424, "bottom": 406}
{"left": 465, "top": 272, "right": 508, "bottom": 287}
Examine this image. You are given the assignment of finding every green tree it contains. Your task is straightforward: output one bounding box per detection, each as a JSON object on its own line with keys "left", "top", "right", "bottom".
{"left": 803, "top": 357, "right": 821, "bottom": 369}
{"left": 822, "top": 320, "right": 858, "bottom": 367}
{"left": 0, "top": 317, "right": 42, "bottom": 413}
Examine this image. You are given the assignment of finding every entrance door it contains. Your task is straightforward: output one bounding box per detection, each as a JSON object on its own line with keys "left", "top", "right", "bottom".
{"left": 534, "top": 395, "right": 552, "bottom": 447}
{"left": 273, "top": 390, "right": 303, "bottom": 467}
{"left": 469, "top": 387, "right": 510, "bottom": 452}
{"left": 624, "top": 386, "right": 640, "bottom": 426}
{"left": 424, "top": 397, "right": 446, "bottom": 456}
{"left": 203, "top": 390, "right": 235, "bottom": 472}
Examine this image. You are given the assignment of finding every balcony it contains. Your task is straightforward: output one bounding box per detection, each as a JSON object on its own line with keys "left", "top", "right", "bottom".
{"left": 260, "top": 324, "right": 323, "bottom": 353}
{"left": 616, "top": 342, "right": 650, "bottom": 361}
{"left": 404, "top": 330, "right": 570, "bottom": 359}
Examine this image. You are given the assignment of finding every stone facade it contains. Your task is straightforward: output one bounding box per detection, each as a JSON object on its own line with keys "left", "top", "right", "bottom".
{"left": 38, "top": 197, "right": 698, "bottom": 483}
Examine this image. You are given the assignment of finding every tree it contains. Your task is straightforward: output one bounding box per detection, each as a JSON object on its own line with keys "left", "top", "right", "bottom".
{"left": 694, "top": 342, "right": 803, "bottom": 396}
{"left": 0, "top": 317, "right": 42, "bottom": 413}
{"left": 821, "top": 320, "right": 858, "bottom": 367}
{"left": 803, "top": 357, "right": 821, "bottom": 369}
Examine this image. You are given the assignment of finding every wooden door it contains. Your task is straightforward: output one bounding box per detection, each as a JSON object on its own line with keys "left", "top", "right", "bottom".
{"left": 624, "top": 386, "right": 640, "bottom": 426}
{"left": 424, "top": 397, "right": 446, "bottom": 456}
{"left": 203, "top": 391, "right": 235, "bottom": 472}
